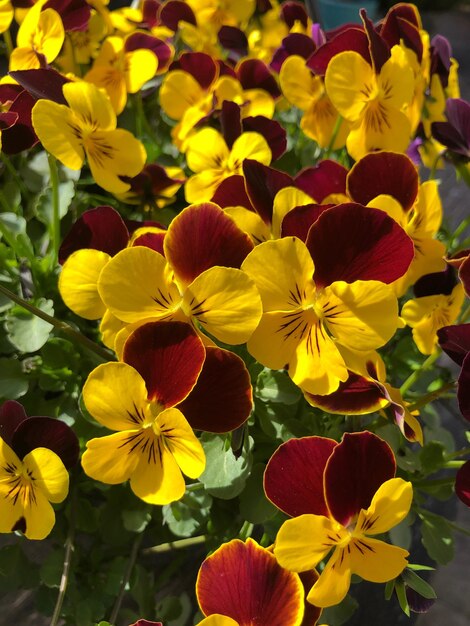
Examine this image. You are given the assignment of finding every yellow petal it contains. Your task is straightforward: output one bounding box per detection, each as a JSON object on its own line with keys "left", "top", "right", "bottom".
{"left": 197, "top": 616, "right": 239, "bottom": 626}
{"left": 81, "top": 430, "right": 142, "bottom": 484}
{"left": 98, "top": 246, "right": 181, "bottom": 323}
{"left": 186, "top": 128, "right": 230, "bottom": 173}
{"left": 63, "top": 81, "right": 116, "bottom": 131}
{"left": 379, "top": 45, "right": 415, "bottom": 110}
{"left": 158, "top": 408, "right": 205, "bottom": 478}
{"left": 185, "top": 169, "right": 227, "bottom": 204}
{"left": 224, "top": 207, "right": 271, "bottom": 245}
{"left": 227, "top": 132, "right": 272, "bottom": 171}
{"left": 160, "top": 70, "right": 206, "bottom": 120}
{"left": 23, "top": 489, "right": 57, "bottom": 540}
{"left": 85, "top": 64, "right": 127, "bottom": 115}
{"left": 346, "top": 106, "right": 411, "bottom": 161}
{"left": 23, "top": 448, "right": 69, "bottom": 503}
{"left": 83, "top": 362, "right": 152, "bottom": 430}
{"left": 125, "top": 49, "right": 158, "bottom": 93}
{"left": 182, "top": 266, "right": 262, "bottom": 345}
{"left": 59, "top": 249, "right": 110, "bottom": 319}
{"left": 323, "top": 281, "right": 400, "bottom": 351}
{"left": 275, "top": 514, "right": 344, "bottom": 572}
{"left": 349, "top": 536, "right": 409, "bottom": 583}
{"left": 272, "top": 187, "right": 314, "bottom": 239}
{"left": 307, "top": 547, "right": 352, "bottom": 608}
{"left": 325, "top": 51, "right": 375, "bottom": 121}
{"left": 280, "top": 55, "right": 320, "bottom": 110}
{"left": 355, "top": 478, "right": 413, "bottom": 536}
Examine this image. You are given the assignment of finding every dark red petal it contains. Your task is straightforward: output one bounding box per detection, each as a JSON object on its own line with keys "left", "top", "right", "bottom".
{"left": 243, "top": 160, "right": 293, "bottom": 225}
{"left": 197, "top": 538, "right": 304, "bottom": 625}
{"left": 59, "top": 206, "right": 129, "bottom": 264}
{"left": 242, "top": 115, "right": 286, "bottom": 161}
{"left": 177, "top": 347, "right": 252, "bottom": 433}
{"left": 405, "top": 587, "right": 435, "bottom": 614}
{"left": 360, "top": 9, "right": 390, "bottom": 74}
{"left": 264, "top": 437, "right": 337, "bottom": 517}
{"left": 459, "top": 255, "right": 470, "bottom": 296}
{"left": 455, "top": 459, "right": 470, "bottom": 507}
{"left": 218, "top": 26, "right": 249, "bottom": 59}
{"left": 170, "top": 52, "right": 218, "bottom": 89}
{"left": 237, "top": 58, "right": 281, "bottom": 98}
{"left": 271, "top": 33, "right": 316, "bottom": 72}
{"left": 12, "top": 417, "right": 79, "bottom": 468}
{"left": 430, "top": 34, "right": 452, "bottom": 88}
{"left": 9, "top": 69, "right": 70, "bottom": 104}
{"left": 125, "top": 33, "right": 173, "bottom": 72}
{"left": 324, "top": 431, "right": 396, "bottom": 526}
{"left": 304, "top": 373, "right": 384, "bottom": 415}
{"left": 211, "top": 174, "right": 254, "bottom": 210}
{"left": 346, "top": 152, "right": 419, "bottom": 212}
{"left": 221, "top": 100, "right": 242, "bottom": 149}
{"left": 0, "top": 400, "right": 28, "bottom": 447}
{"left": 0, "top": 111, "right": 18, "bottom": 130}
{"left": 457, "top": 353, "right": 470, "bottom": 422}
{"left": 132, "top": 232, "right": 166, "bottom": 255}
{"left": 158, "top": 0, "right": 197, "bottom": 30}
{"left": 307, "top": 27, "right": 370, "bottom": 75}
{"left": 413, "top": 266, "right": 457, "bottom": 298}
{"left": 123, "top": 321, "right": 205, "bottom": 407}
{"left": 0, "top": 91, "right": 38, "bottom": 154}
{"left": 281, "top": 1, "right": 308, "bottom": 29}
{"left": 281, "top": 203, "right": 334, "bottom": 241}
{"left": 142, "top": 0, "right": 160, "bottom": 27}
{"left": 164, "top": 202, "right": 253, "bottom": 285}
{"left": 43, "top": 0, "right": 90, "bottom": 31}
{"left": 437, "top": 324, "right": 470, "bottom": 366}
{"left": 0, "top": 83, "right": 23, "bottom": 104}
{"left": 307, "top": 202, "right": 414, "bottom": 287}
{"left": 295, "top": 160, "right": 348, "bottom": 203}
{"left": 380, "top": 7, "right": 422, "bottom": 63}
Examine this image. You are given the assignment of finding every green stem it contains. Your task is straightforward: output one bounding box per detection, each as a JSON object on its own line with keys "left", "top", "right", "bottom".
{"left": 108, "top": 534, "right": 143, "bottom": 625}
{"left": 448, "top": 520, "right": 470, "bottom": 538}
{"left": 400, "top": 349, "right": 442, "bottom": 396}
{"left": 47, "top": 153, "right": 61, "bottom": 262}
{"left": 144, "top": 535, "right": 207, "bottom": 554}
{"left": 449, "top": 215, "right": 470, "bottom": 249}
{"left": 239, "top": 521, "right": 254, "bottom": 540}
{"left": 414, "top": 477, "right": 456, "bottom": 488}
{"left": 324, "top": 115, "right": 343, "bottom": 159}
{"left": 428, "top": 152, "right": 443, "bottom": 181}
{"left": 185, "top": 482, "right": 204, "bottom": 492}
{"left": 446, "top": 446, "right": 470, "bottom": 460}
{"left": 0, "top": 283, "right": 113, "bottom": 361}
{"left": 0, "top": 153, "right": 30, "bottom": 199}
{"left": 50, "top": 487, "right": 76, "bottom": 626}
{"left": 442, "top": 460, "right": 465, "bottom": 469}
{"left": 407, "top": 380, "right": 456, "bottom": 411}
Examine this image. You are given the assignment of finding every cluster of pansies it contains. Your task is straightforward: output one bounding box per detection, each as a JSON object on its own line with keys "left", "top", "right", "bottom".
{"left": 0, "top": 0, "right": 470, "bottom": 624}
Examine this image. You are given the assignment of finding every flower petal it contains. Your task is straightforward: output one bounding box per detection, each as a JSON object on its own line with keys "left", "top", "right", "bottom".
{"left": 12, "top": 417, "right": 79, "bottom": 469}
{"left": 81, "top": 430, "right": 142, "bottom": 484}
{"left": 22, "top": 489, "right": 57, "bottom": 540}
{"left": 355, "top": 478, "right": 413, "bottom": 535}
{"left": 22, "top": 448, "right": 69, "bottom": 503}
{"left": 123, "top": 321, "right": 205, "bottom": 407}
{"left": 177, "top": 347, "right": 252, "bottom": 433}
{"left": 197, "top": 538, "right": 304, "bottom": 626}
{"left": 158, "top": 407, "right": 205, "bottom": 479}
{"left": 264, "top": 436, "right": 337, "bottom": 517}
{"left": 306, "top": 547, "right": 352, "bottom": 608}
{"left": 59, "top": 249, "right": 110, "bottom": 319}
{"left": 349, "top": 536, "right": 409, "bottom": 582}
{"left": 455, "top": 459, "right": 470, "bottom": 507}
{"left": 324, "top": 432, "right": 396, "bottom": 526}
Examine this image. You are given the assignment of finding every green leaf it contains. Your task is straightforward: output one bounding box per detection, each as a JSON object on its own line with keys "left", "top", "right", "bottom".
{"left": 5, "top": 298, "right": 54, "bottom": 352}
{"left": 162, "top": 489, "right": 211, "bottom": 537}
{"left": 420, "top": 440, "right": 446, "bottom": 473}
{"left": 394, "top": 578, "right": 410, "bottom": 616}
{"left": 255, "top": 368, "right": 301, "bottom": 404}
{"left": 199, "top": 434, "right": 253, "bottom": 499}
{"left": 402, "top": 569, "right": 437, "bottom": 599}
{"left": 35, "top": 180, "right": 75, "bottom": 225}
{"left": 0, "top": 357, "right": 28, "bottom": 399}
{"left": 420, "top": 511, "right": 454, "bottom": 565}
{"left": 320, "top": 594, "right": 358, "bottom": 625}
{"left": 40, "top": 549, "right": 64, "bottom": 588}
{"left": 0, "top": 212, "right": 34, "bottom": 259}
{"left": 122, "top": 507, "right": 152, "bottom": 533}
{"left": 389, "top": 516, "right": 412, "bottom": 550}
{"left": 239, "top": 463, "right": 277, "bottom": 524}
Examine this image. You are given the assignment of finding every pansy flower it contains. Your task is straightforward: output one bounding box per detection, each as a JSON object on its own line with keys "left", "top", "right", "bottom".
{"left": 31, "top": 81, "right": 146, "bottom": 194}
{"left": 82, "top": 321, "right": 253, "bottom": 503}
{"left": 97, "top": 202, "right": 261, "bottom": 348}
{"left": 196, "top": 538, "right": 321, "bottom": 625}
{"left": 402, "top": 267, "right": 465, "bottom": 355}
{"left": 266, "top": 432, "right": 412, "bottom": 608}
{"left": 241, "top": 202, "right": 413, "bottom": 394}
{"left": 0, "top": 400, "right": 78, "bottom": 540}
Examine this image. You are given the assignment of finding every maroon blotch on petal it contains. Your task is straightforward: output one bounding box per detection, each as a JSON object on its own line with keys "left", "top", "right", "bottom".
{"left": 295, "top": 159, "right": 347, "bottom": 202}
{"left": 132, "top": 232, "right": 166, "bottom": 255}
{"left": 0, "top": 400, "right": 28, "bottom": 447}
{"left": 280, "top": 203, "right": 333, "bottom": 241}
{"left": 221, "top": 100, "right": 242, "bottom": 149}
{"left": 0, "top": 91, "right": 38, "bottom": 154}
{"left": 242, "top": 115, "right": 286, "bottom": 161}
{"left": 59, "top": 206, "right": 129, "bottom": 264}
{"left": 12, "top": 416, "right": 79, "bottom": 468}
{"left": 281, "top": 1, "right": 308, "bottom": 29}
{"left": 9, "top": 69, "right": 70, "bottom": 105}
{"left": 307, "top": 202, "right": 414, "bottom": 287}
{"left": 218, "top": 26, "right": 248, "bottom": 60}
{"left": 171, "top": 52, "right": 218, "bottom": 89}
{"left": 43, "top": 0, "right": 91, "bottom": 31}
{"left": 237, "top": 58, "right": 281, "bottom": 98}
{"left": 177, "top": 347, "right": 252, "bottom": 433}
{"left": 437, "top": 323, "right": 470, "bottom": 366}
{"left": 123, "top": 321, "right": 205, "bottom": 407}
{"left": 211, "top": 174, "right": 254, "bottom": 210}
{"left": 413, "top": 266, "right": 457, "bottom": 298}
{"left": 243, "top": 160, "right": 293, "bottom": 225}
{"left": 264, "top": 436, "right": 337, "bottom": 517}
{"left": 307, "top": 27, "right": 370, "bottom": 76}
{"left": 324, "top": 431, "right": 396, "bottom": 526}
{"left": 270, "top": 33, "right": 316, "bottom": 72}
{"left": 304, "top": 372, "right": 384, "bottom": 415}
{"left": 164, "top": 202, "right": 253, "bottom": 285}
{"left": 158, "top": 0, "right": 197, "bottom": 30}
{"left": 347, "top": 151, "right": 419, "bottom": 212}
{"left": 125, "top": 33, "right": 173, "bottom": 72}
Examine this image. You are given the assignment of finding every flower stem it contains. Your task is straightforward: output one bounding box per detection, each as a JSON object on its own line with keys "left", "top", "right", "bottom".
{"left": 143, "top": 535, "right": 207, "bottom": 554}
{"left": 442, "top": 460, "right": 465, "bottom": 469}
{"left": 108, "top": 533, "right": 143, "bottom": 625}
{"left": 407, "top": 380, "right": 456, "bottom": 411}
{"left": 3, "top": 29, "right": 13, "bottom": 56}
{"left": 324, "top": 115, "right": 343, "bottom": 159}
{"left": 446, "top": 446, "right": 470, "bottom": 460}
{"left": 50, "top": 487, "right": 76, "bottom": 626}
{"left": 0, "top": 283, "right": 113, "bottom": 361}
{"left": 0, "top": 153, "right": 30, "bottom": 199}
{"left": 400, "top": 349, "right": 442, "bottom": 396}
{"left": 47, "top": 152, "right": 61, "bottom": 263}
{"left": 239, "top": 520, "right": 254, "bottom": 540}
